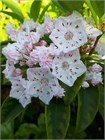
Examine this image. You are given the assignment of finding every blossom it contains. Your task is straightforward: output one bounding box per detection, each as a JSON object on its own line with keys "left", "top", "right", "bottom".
{"left": 49, "top": 17, "right": 87, "bottom": 53}
{"left": 90, "top": 72, "right": 103, "bottom": 86}
{"left": 28, "top": 32, "right": 40, "bottom": 44}
{"left": 85, "top": 63, "right": 103, "bottom": 86}
{"left": 37, "top": 15, "right": 54, "bottom": 37}
{"left": 10, "top": 76, "right": 31, "bottom": 107}
{"left": 95, "top": 37, "right": 105, "bottom": 59}
{"left": 52, "top": 49, "right": 86, "bottom": 86}
{"left": 20, "top": 19, "right": 38, "bottom": 33}
{"left": 2, "top": 43, "right": 21, "bottom": 64}
{"left": 88, "top": 63, "right": 102, "bottom": 72}
{"left": 6, "top": 23, "right": 19, "bottom": 41}
{"left": 27, "top": 68, "right": 64, "bottom": 104}
{"left": 2, "top": 61, "right": 15, "bottom": 79}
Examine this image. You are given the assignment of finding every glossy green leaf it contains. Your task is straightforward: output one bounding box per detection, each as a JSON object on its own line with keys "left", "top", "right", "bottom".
{"left": 90, "top": 0, "right": 104, "bottom": 18}
{"left": 51, "top": 0, "right": 66, "bottom": 11}
{"left": 15, "top": 123, "right": 38, "bottom": 139}
{"left": 1, "top": 0, "right": 24, "bottom": 21}
{"left": 0, "top": 11, "right": 24, "bottom": 23}
{"left": 38, "top": 4, "right": 50, "bottom": 22}
{"left": 97, "top": 84, "right": 104, "bottom": 120}
{"left": 76, "top": 86, "right": 99, "bottom": 132}
{"left": 63, "top": 73, "right": 86, "bottom": 105}
{"left": 1, "top": 121, "right": 14, "bottom": 139}
{"left": 45, "top": 98, "right": 70, "bottom": 139}
{"left": 58, "top": 0, "right": 84, "bottom": 12}
{"left": 30, "top": 0, "right": 42, "bottom": 21}
{"left": 1, "top": 97, "right": 23, "bottom": 124}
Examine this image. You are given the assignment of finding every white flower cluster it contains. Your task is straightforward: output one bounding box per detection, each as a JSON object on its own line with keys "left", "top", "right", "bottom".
{"left": 2, "top": 11, "right": 102, "bottom": 107}
{"left": 82, "top": 63, "right": 103, "bottom": 88}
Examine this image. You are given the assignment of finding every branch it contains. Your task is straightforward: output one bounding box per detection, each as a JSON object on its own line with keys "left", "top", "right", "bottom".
{"left": 89, "top": 34, "right": 102, "bottom": 55}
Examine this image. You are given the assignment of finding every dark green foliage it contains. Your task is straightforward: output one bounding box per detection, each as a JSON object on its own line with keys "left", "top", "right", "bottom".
{"left": 1, "top": 97, "right": 23, "bottom": 124}
{"left": 45, "top": 98, "right": 70, "bottom": 139}
{"left": 76, "top": 86, "right": 99, "bottom": 132}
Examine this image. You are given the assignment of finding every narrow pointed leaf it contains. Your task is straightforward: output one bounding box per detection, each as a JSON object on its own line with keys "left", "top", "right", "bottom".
{"left": 0, "top": 11, "right": 24, "bottom": 23}
{"left": 30, "top": 0, "right": 42, "bottom": 21}
{"left": 45, "top": 98, "right": 70, "bottom": 139}
{"left": 63, "top": 74, "right": 85, "bottom": 105}
{"left": 1, "top": 0, "right": 24, "bottom": 20}
{"left": 90, "top": 0, "right": 104, "bottom": 18}
{"left": 51, "top": 0, "right": 66, "bottom": 11}
{"left": 76, "top": 86, "right": 99, "bottom": 132}
{"left": 58, "top": 0, "right": 85, "bottom": 12}
{"left": 1, "top": 97, "right": 23, "bottom": 124}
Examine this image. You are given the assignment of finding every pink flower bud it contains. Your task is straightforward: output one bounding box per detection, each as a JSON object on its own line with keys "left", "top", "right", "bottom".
{"left": 91, "top": 79, "right": 101, "bottom": 86}
{"left": 25, "top": 43, "right": 32, "bottom": 51}
{"left": 91, "top": 63, "right": 102, "bottom": 72}
{"left": 13, "top": 68, "right": 22, "bottom": 76}
{"left": 26, "top": 61, "right": 33, "bottom": 67}
{"left": 39, "top": 40, "right": 47, "bottom": 46}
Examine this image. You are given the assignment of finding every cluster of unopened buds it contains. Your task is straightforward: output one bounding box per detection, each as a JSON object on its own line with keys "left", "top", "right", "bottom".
{"left": 2, "top": 11, "right": 104, "bottom": 107}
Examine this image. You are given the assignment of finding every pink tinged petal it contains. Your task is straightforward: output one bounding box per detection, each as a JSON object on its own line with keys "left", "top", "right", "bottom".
{"left": 39, "top": 40, "right": 47, "bottom": 46}
{"left": 26, "top": 60, "right": 34, "bottom": 67}
{"left": 54, "top": 87, "right": 65, "bottom": 98}
{"left": 89, "top": 63, "right": 102, "bottom": 72}
{"left": 25, "top": 43, "right": 33, "bottom": 51}
{"left": 2, "top": 43, "right": 21, "bottom": 63}
{"left": 28, "top": 32, "right": 40, "bottom": 44}
{"left": 13, "top": 68, "right": 22, "bottom": 76}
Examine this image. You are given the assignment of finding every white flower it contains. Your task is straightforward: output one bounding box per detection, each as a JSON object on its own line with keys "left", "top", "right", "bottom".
{"left": 52, "top": 49, "right": 86, "bottom": 86}
{"left": 50, "top": 17, "right": 87, "bottom": 53}
{"left": 85, "top": 25, "right": 102, "bottom": 39}
{"left": 85, "top": 70, "right": 103, "bottom": 86}
{"left": 91, "top": 72, "right": 103, "bottom": 86}
{"left": 88, "top": 63, "right": 102, "bottom": 72}
{"left": 20, "top": 19, "right": 38, "bottom": 33}
{"left": 28, "top": 32, "right": 40, "bottom": 44}
{"left": 2, "top": 43, "right": 21, "bottom": 64}
{"left": 27, "top": 68, "right": 64, "bottom": 104}
{"left": 37, "top": 15, "right": 54, "bottom": 37}
{"left": 95, "top": 36, "right": 105, "bottom": 59}
{"left": 2, "top": 61, "right": 15, "bottom": 79}
{"left": 10, "top": 76, "right": 31, "bottom": 108}
{"left": 6, "top": 23, "right": 19, "bottom": 41}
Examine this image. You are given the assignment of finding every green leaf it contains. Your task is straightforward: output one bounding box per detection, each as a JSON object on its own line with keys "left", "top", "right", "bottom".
{"left": 1, "top": 0, "right": 24, "bottom": 21}
{"left": 30, "top": 0, "right": 42, "bottom": 21}
{"left": 15, "top": 123, "right": 38, "bottom": 139}
{"left": 58, "top": 0, "right": 84, "bottom": 12}
{"left": 45, "top": 98, "right": 70, "bottom": 139}
{"left": 66, "top": 126, "right": 87, "bottom": 139}
{"left": 1, "top": 121, "right": 14, "bottom": 139}
{"left": 38, "top": 4, "right": 50, "bottom": 22}
{"left": 63, "top": 73, "right": 86, "bottom": 105}
{"left": 97, "top": 84, "right": 104, "bottom": 120}
{"left": 76, "top": 86, "right": 99, "bottom": 132}
{"left": 1, "top": 97, "right": 23, "bottom": 124}
{"left": 51, "top": 0, "right": 66, "bottom": 11}
{"left": 0, "top": 11, "right": 24, "bottom": 23}
{"left": 90, "top": 0, "right": 104, "bottom": 18}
